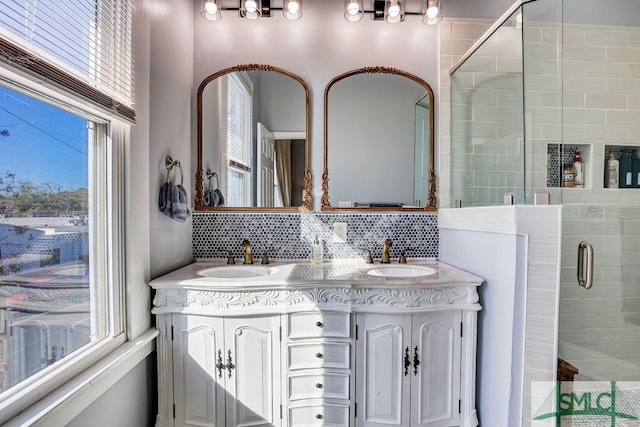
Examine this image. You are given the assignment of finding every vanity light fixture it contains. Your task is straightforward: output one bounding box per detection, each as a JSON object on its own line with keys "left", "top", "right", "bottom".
{"left": 201, "top": 0, "right": 302, "bottom": 21}
{"left": 343, "top": 0, "right": 443, "bottom": 25}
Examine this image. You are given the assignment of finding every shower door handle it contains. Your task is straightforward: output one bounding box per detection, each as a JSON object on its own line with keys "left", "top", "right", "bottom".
{"left": 577, "top": 241, "right": 594, "bottom": 289}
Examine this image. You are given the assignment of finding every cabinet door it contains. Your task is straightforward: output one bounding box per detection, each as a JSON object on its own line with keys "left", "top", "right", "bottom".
{"left": 224, "top": 316, "right": 281, "bottom": 427}
{"left": 411, "top": 310, "right": 461, "bottom": 427}
{"left": 355, "top": 313, "right": 411, "bottom": 427}
{"left": 173, "top": 314, "right": 226, "bottom": 427}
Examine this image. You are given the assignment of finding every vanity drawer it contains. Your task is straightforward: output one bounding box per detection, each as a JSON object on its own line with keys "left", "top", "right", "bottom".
{"left": 288, "top": 403, "right": 349, "bottom": 427}
{"left": 288, "top": 372, "right": 350, "bottom": 401}
{"left": 288, "top": 342, "right": 350, "bottom": 370}
{"left": 288, "top": 312, "right": 350, "bottom": 339}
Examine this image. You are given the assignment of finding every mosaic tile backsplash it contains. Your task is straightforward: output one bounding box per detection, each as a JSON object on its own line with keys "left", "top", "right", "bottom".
{"left": 192, "top": 213, "right": 439, "bottom": 261}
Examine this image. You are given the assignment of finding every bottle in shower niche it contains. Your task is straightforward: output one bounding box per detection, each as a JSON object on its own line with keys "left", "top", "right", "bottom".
{"left": 620, "top": 151, "right": 634, "bottom": 188}
{"left": 572, "top": 150, "right": 584, "bottom": 188}
{"left": 310, "top": 235, "right": 324, "bottom": 263}
{"left": 606, "top": 152, "right": 619, "bottom": 188}
{"left": 633, "top": 151, "right": 640, "bottom": 187}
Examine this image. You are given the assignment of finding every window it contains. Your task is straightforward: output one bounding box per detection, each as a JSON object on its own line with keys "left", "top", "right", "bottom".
{"left": 225, "top": 73, "right": 253, "bottom": 207}
{"left": 0, "top": 81, "right": 122, "bottom": 414}
{"left": 0, "top": 0, "right": 132, "bottom": 421}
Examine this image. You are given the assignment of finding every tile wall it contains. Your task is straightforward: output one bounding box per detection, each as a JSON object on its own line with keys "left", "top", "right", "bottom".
{"left": 439, "top": 18, "right": 494, "bottom": 208}
{"left": 192, "top": 212, "right": 439, "bottom": 261}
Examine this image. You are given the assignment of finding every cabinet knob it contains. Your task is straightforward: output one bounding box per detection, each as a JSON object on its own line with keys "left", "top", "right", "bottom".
{"left": 315, "top": 353, "right": 324, "bottom": 359}
{"left": 316, "top": 383, "right": 323, "bottom": 389}
{"left": 316, "top": 414, "right": 323, "bottom": 420}
{"left": 316, "top": 321, "right": 324, "bottom": 328}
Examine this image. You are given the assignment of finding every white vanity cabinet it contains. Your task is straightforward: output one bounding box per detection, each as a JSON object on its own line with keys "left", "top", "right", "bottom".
{"left": 171, "top": 314, "right": 281, "bottom": 427}
{"left": 150, "top": 260, "right": 483, "bottom": 427}
{"left": 355, "top": 311, "right": 461, "bottom": 427}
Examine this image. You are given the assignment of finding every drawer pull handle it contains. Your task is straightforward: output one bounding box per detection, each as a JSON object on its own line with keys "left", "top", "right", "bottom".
{"left": 316, "top": 383, "right": 324, "bottom": 389}
{"left": 316, "top": 352, "right": 324, "bottom": 359}
{"left": 316, "top": 321, "right": 324, "bottom": 328}
{"left": 316, "top": 414, "right": 323, "bottom": 420}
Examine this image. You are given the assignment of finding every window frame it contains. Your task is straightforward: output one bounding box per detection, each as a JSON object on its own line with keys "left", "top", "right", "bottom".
{"left": 0, "top": 66, "right": 127, "bottom": 425}
{"left": 223, "top": 72, "right": 254, "bottom": 207}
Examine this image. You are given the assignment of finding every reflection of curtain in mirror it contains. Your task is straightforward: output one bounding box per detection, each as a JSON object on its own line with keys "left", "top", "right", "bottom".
{"left": 275, "top": 139, "right": 292, "bottom": 207}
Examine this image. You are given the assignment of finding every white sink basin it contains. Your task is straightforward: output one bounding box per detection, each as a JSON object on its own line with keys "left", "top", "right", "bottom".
{"left": 198, "top": 266, "right": 277, "bottom": 279}
{"left": 366, "top": 265, "right": 437, "bottom": 278}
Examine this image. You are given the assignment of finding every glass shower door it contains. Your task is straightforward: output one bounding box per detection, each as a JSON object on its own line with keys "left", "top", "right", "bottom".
{"left": 556, "top": 0, "right": 640, "bottom": 382}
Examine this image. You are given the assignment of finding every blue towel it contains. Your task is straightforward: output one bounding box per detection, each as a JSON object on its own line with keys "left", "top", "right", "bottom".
{"left": 159, "top": 182, "right": 190, "bottom": 223}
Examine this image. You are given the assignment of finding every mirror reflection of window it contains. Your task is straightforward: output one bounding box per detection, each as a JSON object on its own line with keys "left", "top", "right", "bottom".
{"left": 225, "top": 73, "right": 253, "bottom": 207}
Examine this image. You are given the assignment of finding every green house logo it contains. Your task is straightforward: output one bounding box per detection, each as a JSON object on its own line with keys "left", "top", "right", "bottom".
{"left": 533, "top": 382, "right": 640, "bottom": 426}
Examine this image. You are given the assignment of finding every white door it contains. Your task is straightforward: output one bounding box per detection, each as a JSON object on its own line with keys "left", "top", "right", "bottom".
{"left": 411, "top": 310, "right": 461, "bottom": 427}
{"left": 173, "top": 314, "right": 226, "bottom": 427}
{"left": 224, "top": 316, "right": 281, "bottom": 427}
{"left": 257, "top": 123, "right": 275, "bottom": 207}
{"left": 355, "top": 313, "right": 411, "bottom": 427}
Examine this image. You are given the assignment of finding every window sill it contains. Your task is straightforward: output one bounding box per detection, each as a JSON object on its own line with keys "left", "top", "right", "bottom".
{"left": 4, "top": 328, "right": 158, "bottom": 427}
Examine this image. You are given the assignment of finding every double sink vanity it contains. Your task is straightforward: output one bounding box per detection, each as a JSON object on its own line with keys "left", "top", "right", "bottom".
{"left": 150, "top": 259, "right": 482, "bottom": 427}
{"left": 152, "top": 62, "right": 481, "bottom": 426}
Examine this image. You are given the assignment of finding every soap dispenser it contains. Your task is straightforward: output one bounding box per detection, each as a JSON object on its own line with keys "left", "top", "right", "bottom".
{"left": 311, "top": 235, "right": 324, "bottom": 263}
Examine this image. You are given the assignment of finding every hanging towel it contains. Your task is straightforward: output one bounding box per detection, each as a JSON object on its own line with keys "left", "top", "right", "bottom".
{"left": 207, "top": 172, "right": 225, "bottom": 207}
{"left": 159, "top": 181, "right": 190, "bottom": 223}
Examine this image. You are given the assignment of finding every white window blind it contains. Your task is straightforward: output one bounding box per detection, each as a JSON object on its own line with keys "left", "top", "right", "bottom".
{"left": 227, "top": 73, "right": 252, "bottom": 170}
{"left": 0, "top": 0, "right": 135, "bottom": 121}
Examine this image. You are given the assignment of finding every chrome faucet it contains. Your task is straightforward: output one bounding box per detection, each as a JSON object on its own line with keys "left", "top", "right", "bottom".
{"left": 381, "top": 238, "right": 393, "bottom": 264}
{"left": 241, "top": 239, "right": 253, "bottom": 264}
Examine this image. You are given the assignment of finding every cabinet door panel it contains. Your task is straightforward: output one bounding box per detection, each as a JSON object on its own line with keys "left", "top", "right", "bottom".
{"left": 355, "top": 314, "right": 411, "bottom": 427}
{"left": 173, "top": 315, "right": 225, "bottom": 427}
{"left": 411, "top": 310, "right": 461, "bottom": 427}
{"left": 224, "top": 316, "right": 281, "bottom": 427}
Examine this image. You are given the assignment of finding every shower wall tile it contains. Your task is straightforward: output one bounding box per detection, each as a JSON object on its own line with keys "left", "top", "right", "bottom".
{"left": 192, "top": 212, "right": 438, "bottom": 261}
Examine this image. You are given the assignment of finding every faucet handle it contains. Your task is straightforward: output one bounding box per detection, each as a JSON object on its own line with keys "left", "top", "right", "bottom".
{"left": 358, "top": 247, "right": 374, "bottom": 264}
{"left": 399, "top": 248, "right": 414, "bottom": 264}
{"left": 219, "top": 249, "right": 236, "bottom": 265}
{"left": 261, "top": 248, "right": 277, "bottom": 265}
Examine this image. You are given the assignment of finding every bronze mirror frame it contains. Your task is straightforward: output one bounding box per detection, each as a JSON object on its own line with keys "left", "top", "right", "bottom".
{"left": 321, "top": 66, "right": 437, "bottom": 212}
{"left": 195, "top": 64, "right": 312, "bottom": 211}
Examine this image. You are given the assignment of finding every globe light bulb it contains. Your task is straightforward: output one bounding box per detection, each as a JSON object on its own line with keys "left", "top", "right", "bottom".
{"left": 205, "top": 1, "right": 218, "bottom": 13}
{"left": 389, "top": 4, "right": 400, "bottom": 18}
{"left": 245, "top": 0, "right": 257, "bottom": 13}
{"left": 287, "top": 1, "right": 300, "bottom": 14}
{"left": 426, "top": 5, "right": 438, "bottom": 19}
{"left": 347, "top": 2, "right": 360, "bottom": 15}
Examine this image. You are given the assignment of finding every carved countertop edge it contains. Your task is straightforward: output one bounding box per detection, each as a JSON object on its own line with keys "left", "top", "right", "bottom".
{"left": 152, "top": 285, "right": 481, "bottom": 313}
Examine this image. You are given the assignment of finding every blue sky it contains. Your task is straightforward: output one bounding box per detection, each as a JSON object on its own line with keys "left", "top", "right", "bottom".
{"left": 0, "top": 85, "right": 89, "bottom": 191}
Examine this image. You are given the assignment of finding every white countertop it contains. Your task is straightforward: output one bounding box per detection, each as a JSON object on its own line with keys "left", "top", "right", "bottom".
{"left": 148, "top": 259, "right": 484, "bottom": 290}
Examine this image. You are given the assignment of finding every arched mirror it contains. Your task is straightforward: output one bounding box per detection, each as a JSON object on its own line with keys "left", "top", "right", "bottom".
{"left": 322, "top": 66, "right": 436, "bottom": 211}
{"left": 195, "top": 64, "right": 312, "bottom": 211}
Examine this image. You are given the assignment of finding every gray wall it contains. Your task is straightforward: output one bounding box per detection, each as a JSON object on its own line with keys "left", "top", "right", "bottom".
{"left": 67, "top": 355, "right": 156, "bottom": 427}
{"left": 258, "top": 71, "right": 306, "bottom": 132}
{"left": 149, "top": 0, "right": 195, "bottom": 277}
